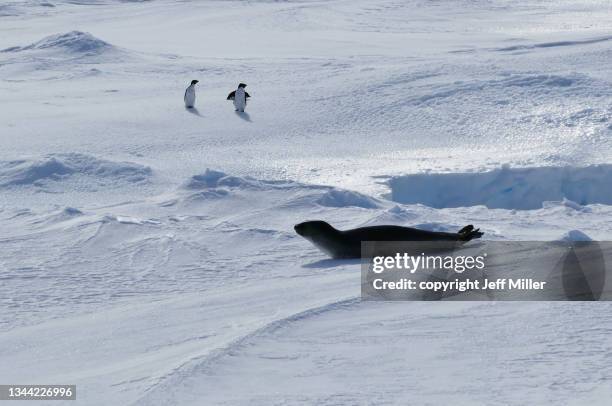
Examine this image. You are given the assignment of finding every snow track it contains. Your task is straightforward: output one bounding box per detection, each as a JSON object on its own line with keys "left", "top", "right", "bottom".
{"left": 166, "top": 301, "right": 612, "bottom": 406}
{"left": 133, "top": 296, "right": 361, "bottom": 406}
{"left": 496, "top": 35, "right": 612, "bottom": 52}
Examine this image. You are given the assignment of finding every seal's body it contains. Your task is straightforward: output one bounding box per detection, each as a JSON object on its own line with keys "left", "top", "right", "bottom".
{"left": 227, "top": 83, "right": 250, "bottom": 112}
{"left": 294, "top": 221, "right": 483, "bottom": 259}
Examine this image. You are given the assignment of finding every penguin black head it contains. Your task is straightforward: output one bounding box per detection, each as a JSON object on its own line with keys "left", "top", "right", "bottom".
{"left": 191, "top": 80, "right": 199, "bottom": 85}
{"left": 294, "top": 221, "right": 337, "bottom": 238}
{"left": 238, "top": 83, "right": 247, "bottom": 88}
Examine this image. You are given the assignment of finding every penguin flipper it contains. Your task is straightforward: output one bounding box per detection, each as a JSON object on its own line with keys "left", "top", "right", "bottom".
{"left": 227, "top": 91, "right": 236, "bottom": 100}
{"left": 245, "top": 92, "right": 251, "bottom": 98}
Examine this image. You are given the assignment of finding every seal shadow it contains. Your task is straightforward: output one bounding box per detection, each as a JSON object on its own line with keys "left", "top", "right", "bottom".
{"left": 186, "top": 107, "right": 203, "bottom": 117}
{"left": 302, "top": 258, "right": 361, "bottom": 269}
{"left": 235, "top": 110, "right": 251, "bottom": 122}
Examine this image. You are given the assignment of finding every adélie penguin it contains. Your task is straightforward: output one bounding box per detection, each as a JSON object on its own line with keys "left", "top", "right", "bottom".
{"left": 227, "top": 83, "right": 250, "bottom": 112}
{"left": 184, "top": 79, "right": 198, "bottom": 108}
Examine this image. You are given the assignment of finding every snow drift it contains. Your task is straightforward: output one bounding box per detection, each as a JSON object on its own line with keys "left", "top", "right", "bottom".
{"left": 2, "top": 31, "right": 112, "bottom": 54}
{"left": 0, "top": 153, "right": 152, "bottom": 188}
{"left": 316, "top": 189, "right": 381, "bottom": 209}
{"left": 0, "top": 30, "right": 130, "bottom": 73}
{"left": 389, "top": 165, "right": 612, "bottom": 210}
{"left": 184, "top": 169, "right": 303, "bottom": 191}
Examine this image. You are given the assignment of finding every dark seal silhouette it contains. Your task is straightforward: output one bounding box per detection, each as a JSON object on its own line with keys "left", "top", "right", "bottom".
{"left": 294, "top": 220, "right": 483, "bottom": 259}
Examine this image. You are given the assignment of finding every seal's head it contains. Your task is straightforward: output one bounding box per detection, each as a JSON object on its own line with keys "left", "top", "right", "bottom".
{"left": 294, "top": 220, "right": 337, "bottom": 240}
{"left": 294, "top": 221, "right": 345, "bottom": 257}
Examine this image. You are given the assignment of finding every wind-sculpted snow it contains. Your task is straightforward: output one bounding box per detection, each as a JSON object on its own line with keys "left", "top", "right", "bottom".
{"left": 2, "top": 165, "right": 612, "bottom": 404}
{"left": 316, "top": 188, "right": 382, "bottom": 209}
{"left": 359, "top": 205, "right": 419, "bottom": 226}
{"left": 183, "top": 169, "right": 228, "bottom": 189}
{"left": 0, "top": 4, "right": 19, "bottom": 17}
{"left": 133, "top": 296, "right": 361, "bottom": 406}
{"left": 308, "top": 67, "right": 611, "bottom": 163}
{"left": 28, "top": 206, "right": 84, "bottom": 225}
{"left": 0, "top": 2, "right": 55, "bottom": 17}
{"left": 0, "top": 0, "right": 147, "bottom": 17}
{"left": 183, "top": 169, "right": 386, "bottom": 210}
{"left": 184, "top": 169, "right": 304, "bottom": 191}
{"left": 389, "top": 165, "right": 612, "bottom": 210}
{"left": 2, "top": 31, "right": 111, "bottom": 54}
{"left": 414, "top": 74, "right": 584, "bottom": 106}
{"left": 2, "top": 0, "right": 612, "bottom": 404}
{"left": 62, "top": 0, "right": 152, "bottom": 4}
{"left": 560, "top": 230, "right": 593, "bottom": 242}
{"left": 497, "top": 35, "right": 612, "bottom": 52}
{"left": 0, "top": 31, "right": 131, "bottom": 75}
{"left": 0, "top": 153, "right": 152, "bottom": 190}
{"left": 164, "top": 301, "right": 612, "bottom": 405}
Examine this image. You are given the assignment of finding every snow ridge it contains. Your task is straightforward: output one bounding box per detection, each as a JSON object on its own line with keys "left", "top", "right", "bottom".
{"left": 389, "top": 165, "right": 612, "bottom": 210}
{"left": 2, "top": 31, "right": 112, "bottom": 54}
{"left": 133, "top": 297, "right": 360, "bottom": 406}
{"left": 184, "top": 169, "right": 304, "bottom": 191}
{"left": 0, "top": 153, "right": 152, "bottom": 189}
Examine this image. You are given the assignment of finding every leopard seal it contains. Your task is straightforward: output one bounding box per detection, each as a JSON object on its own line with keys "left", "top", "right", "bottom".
{"left": 294, "top": 221, "right": 483, "bottom": 259}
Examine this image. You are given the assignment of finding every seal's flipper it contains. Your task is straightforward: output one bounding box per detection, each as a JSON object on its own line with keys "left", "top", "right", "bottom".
{"left": 459, "top": 227, "right": 483, "bottom": 241}
{"left": 458, "top": 225, "right": 474, "bottom": 234}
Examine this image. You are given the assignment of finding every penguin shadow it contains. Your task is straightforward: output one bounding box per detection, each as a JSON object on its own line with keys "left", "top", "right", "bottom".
{"left": 186, "top": 107, "right": 203, "bottom": 117}
{"left": 235, "top": 110, "right": 252, "bottom": 122}
{"left": 302, "top": 258, "right": 361, "bottom": 269}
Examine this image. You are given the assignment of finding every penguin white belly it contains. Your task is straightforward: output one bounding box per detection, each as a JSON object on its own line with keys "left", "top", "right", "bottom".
{"left": 184, "top": 86, "right": 196, "bottom": 108}
{"left": 233, "top": 88, "right": 246, "bottom": 112}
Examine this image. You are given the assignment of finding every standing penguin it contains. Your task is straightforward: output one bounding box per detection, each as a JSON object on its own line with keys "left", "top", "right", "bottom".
{"left": 227, "top": 83, "right": 250, "bottom": 112}
{"left": 184, "top": 79, "right": 198, "bottom": 108}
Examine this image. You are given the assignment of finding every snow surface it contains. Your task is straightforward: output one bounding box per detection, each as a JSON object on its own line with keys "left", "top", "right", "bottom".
{"left": 1, "top": 0, "right": 612, "bottom": 405}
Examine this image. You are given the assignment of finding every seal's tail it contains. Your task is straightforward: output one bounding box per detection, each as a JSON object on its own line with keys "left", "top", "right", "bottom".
{"left": 458, "top": 224, "right": 483, "bottom": 241}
